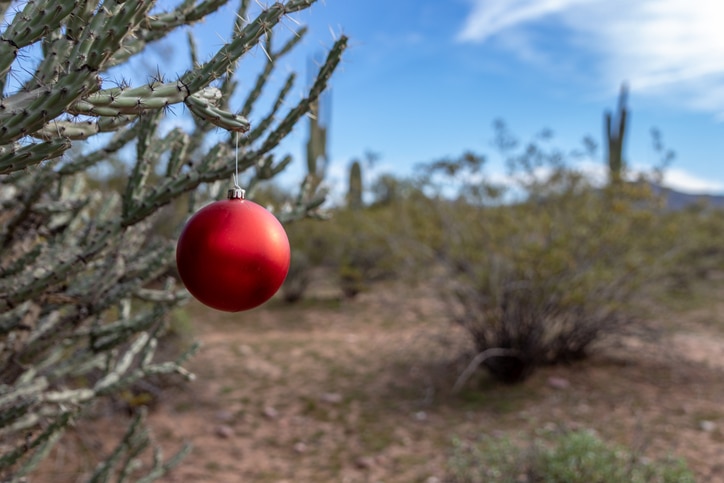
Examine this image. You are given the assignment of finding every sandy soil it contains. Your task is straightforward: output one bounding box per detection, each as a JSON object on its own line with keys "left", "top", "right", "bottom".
{"left": 35, "top": 279, "right": 724, "bottom": 482}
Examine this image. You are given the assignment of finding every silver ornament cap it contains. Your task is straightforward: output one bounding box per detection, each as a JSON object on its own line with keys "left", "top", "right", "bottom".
{"left": 228, "top": 187, "right": 245, "bottom": 200}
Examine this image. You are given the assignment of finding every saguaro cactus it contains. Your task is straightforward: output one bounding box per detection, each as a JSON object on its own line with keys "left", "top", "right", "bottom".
{"left": 605, "top": 84, "right": 629, "bottom": 184}
{"left": 347, "top": 159, "right": 363, "bottom": 210}
{"left": 305, "top": 72, "right": 331, "bottom": 200}
{"left": 306, "top": 99, "right": 328, "bottom": 181}
{"left": 0, "top": 0, "right": 346, "bottom": 480}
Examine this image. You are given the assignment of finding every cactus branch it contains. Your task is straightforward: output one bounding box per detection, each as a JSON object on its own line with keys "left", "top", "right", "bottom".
{"left": 0, "top": 0, "right": 77, "bottom": 85}
{"left": 244, "top": 72, "right": 296, "bottom": 145}
{"left": 240, "top": 27, "right": 307, "bottom": 118}
{"left": 181, "top": 0, "right": 317, "bottom": 92}
{"left": 32, "top": 115, "right": 135, "bottom": 141}
{"left": 57, "top": 122, "right": 141, "bottom": 175}
{"left": 106, "top": 0, "right": 227, "bottom": 67}
{"left": 0, "top": 138, "right": 71, "bottom": 174}
{"left": 260, "top": 35, "right": 346, "bottom": 155}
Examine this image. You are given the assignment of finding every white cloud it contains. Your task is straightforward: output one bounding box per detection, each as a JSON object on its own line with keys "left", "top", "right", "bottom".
{"left": 457, "top": 0, "right": 724, "bottom": 115}
{"left": 456, "top": 0, "right": 596, "bottom": 43}
{"left": 661, "top": 168, "right": 724, "bottom": 194}
{"left": 576, "top": 160, "right": 724, "bottom": 194}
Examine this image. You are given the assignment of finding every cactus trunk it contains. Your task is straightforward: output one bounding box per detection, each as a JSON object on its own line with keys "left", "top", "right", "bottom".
{"left": 347, "top": 160, "right": 363, "bottom": 210}
{"left": 605, "top": 84, "right": 629, "bottom": 184}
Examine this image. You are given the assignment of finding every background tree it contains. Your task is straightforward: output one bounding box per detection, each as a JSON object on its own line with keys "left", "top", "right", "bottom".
{"left": 0, "top": 0, "right": 346, "bottom": 480}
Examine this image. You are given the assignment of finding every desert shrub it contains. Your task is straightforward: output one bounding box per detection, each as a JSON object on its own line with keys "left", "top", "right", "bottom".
{"left": 662, "top": 204, "right": 724, "bottom": 291}
{"left": 323, "top": 207, "right": 398, "bottom": 298}
{"left": 334, "top": 208, "right": 399, "bottom": 297}
{"left": 285, "top": 206, "right": 405, "bottom": 300}
{"left": 282, "top": 249, "right": 313, "bottom": 302}
{"left": 446, "top": 430, "right": 695, "bottom": 483}
{"left": 282, "top": 216, "right": 338, "bottom": 301}
{"left": 407, "top": 146, "right": 680, "bottom": 383}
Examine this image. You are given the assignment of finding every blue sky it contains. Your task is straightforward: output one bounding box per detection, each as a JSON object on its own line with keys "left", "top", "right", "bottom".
{"left": 171, "top": 0, "right": 724, "bottom": 195}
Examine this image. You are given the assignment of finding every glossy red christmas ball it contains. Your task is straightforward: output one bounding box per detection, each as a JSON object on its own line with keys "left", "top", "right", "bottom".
{"left": 176, "top": 189, "right": 290, "bottom": 312}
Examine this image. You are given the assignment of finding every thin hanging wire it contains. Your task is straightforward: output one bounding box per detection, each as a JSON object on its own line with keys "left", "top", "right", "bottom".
{"left": 232, "top": 131, "right": 241, "bottom": 190}
{"left": 228, "top": 131, "right": 245, "bottom": 200}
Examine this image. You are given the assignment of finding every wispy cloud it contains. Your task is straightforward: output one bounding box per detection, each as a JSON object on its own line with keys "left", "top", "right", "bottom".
{"left": 456, "top": 0, "right": 596, "bottom": 43}
{"left": 456, "top": 0, "right": 724, "bottom": 115}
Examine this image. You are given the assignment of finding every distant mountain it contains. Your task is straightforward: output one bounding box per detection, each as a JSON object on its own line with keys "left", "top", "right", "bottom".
{"left": 649, "top": 184, "right": 724, "bottom": 211}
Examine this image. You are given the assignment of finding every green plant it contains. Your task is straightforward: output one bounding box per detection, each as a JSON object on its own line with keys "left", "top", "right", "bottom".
{"left": 0, "top": 0, "right": 346, "bottom": 480}
{"left": 446, "top": 430, "right": 695, "bottom": 483}
{"left": 662, "top": 205, "right": 724, "bottom": 291}
{"left": 413, "top": 140, "right": 677, "bottom": 383}
{"left": 282, "top": 250, "right": 312, "bottom": 303}
{"left": 333, "top": 207, "right": 401, "bottom": 298}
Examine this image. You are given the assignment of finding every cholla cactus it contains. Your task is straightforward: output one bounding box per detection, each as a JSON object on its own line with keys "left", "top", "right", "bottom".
{"left": 0, "top": 0, "right": 346, "bottom": 480}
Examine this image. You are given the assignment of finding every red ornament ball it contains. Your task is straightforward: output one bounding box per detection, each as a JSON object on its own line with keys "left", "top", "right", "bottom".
{"left": 176, "top": 190, "right": 290, "bottom": 312}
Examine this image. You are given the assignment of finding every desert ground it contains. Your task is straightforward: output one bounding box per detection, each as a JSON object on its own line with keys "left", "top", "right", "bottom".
{"left": 37, "top": 275, "right": 724, "bottom": 482}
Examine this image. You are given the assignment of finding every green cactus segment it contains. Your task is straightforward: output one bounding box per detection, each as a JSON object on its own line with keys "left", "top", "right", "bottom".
{"left": 241, "top": 29, "right": 306, "bottom": 119}
{"left": 347, "top": 160, "right": 363, "bottom": 209}
{"left": 61, "top": 83, "right": 251, "bottom": 132}
{"left": 605, "top": 84, "right": 629, "bottom": 184}
{"left": 251, "top": 154, "right": 293, "bottom": 188}
{"left": 185, "top": 93, "right": 251, "bottom": 132}
{"left": 0, "top": 0, "right": 77, "bottom": 81}
{"left": 33, "top": 116, "right": 135, "bottom": 141}
{"left": 0, "top": 139, "right": 71, "bottom": 175}
{"left": 164, "top": 128, "right": 191, "bottom": 178}
{"left": 57, "top": 124, "right": 140, "bottom": 175}
{"left": 182, "top": 1, "right": 318, "bottom": 92}
{"left": 67, "top": 0, "right": 152, "bottom": 72}
{"left": 140, "top": 0, "right": 226, "bottom": 41}
{"left": 107, "top": 0, "right": 228, "bottom": 68}
{"left": 144, "top": 0, "right": 226, "bottom": 32}
{"left": 260, "top": 35, "right": 347, "bottom": 155}
{"left": 123, "top": 112, "right": 161, "bottom": 219}
{"left": 0, "top": 73, "right": 101, "bottom": 145}
{"left": 70, "top": 82, "right": 192, "bottom": 116}
{"left": 245, "top": 72, "right": 296, "bottom": 145}
{"left": 31, "top": 32, "right": 74, "bottom": 90}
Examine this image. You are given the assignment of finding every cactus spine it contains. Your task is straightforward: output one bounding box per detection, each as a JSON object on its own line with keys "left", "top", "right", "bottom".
{"left": 605, "top": 84, "right": 629, "bottom": 184}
